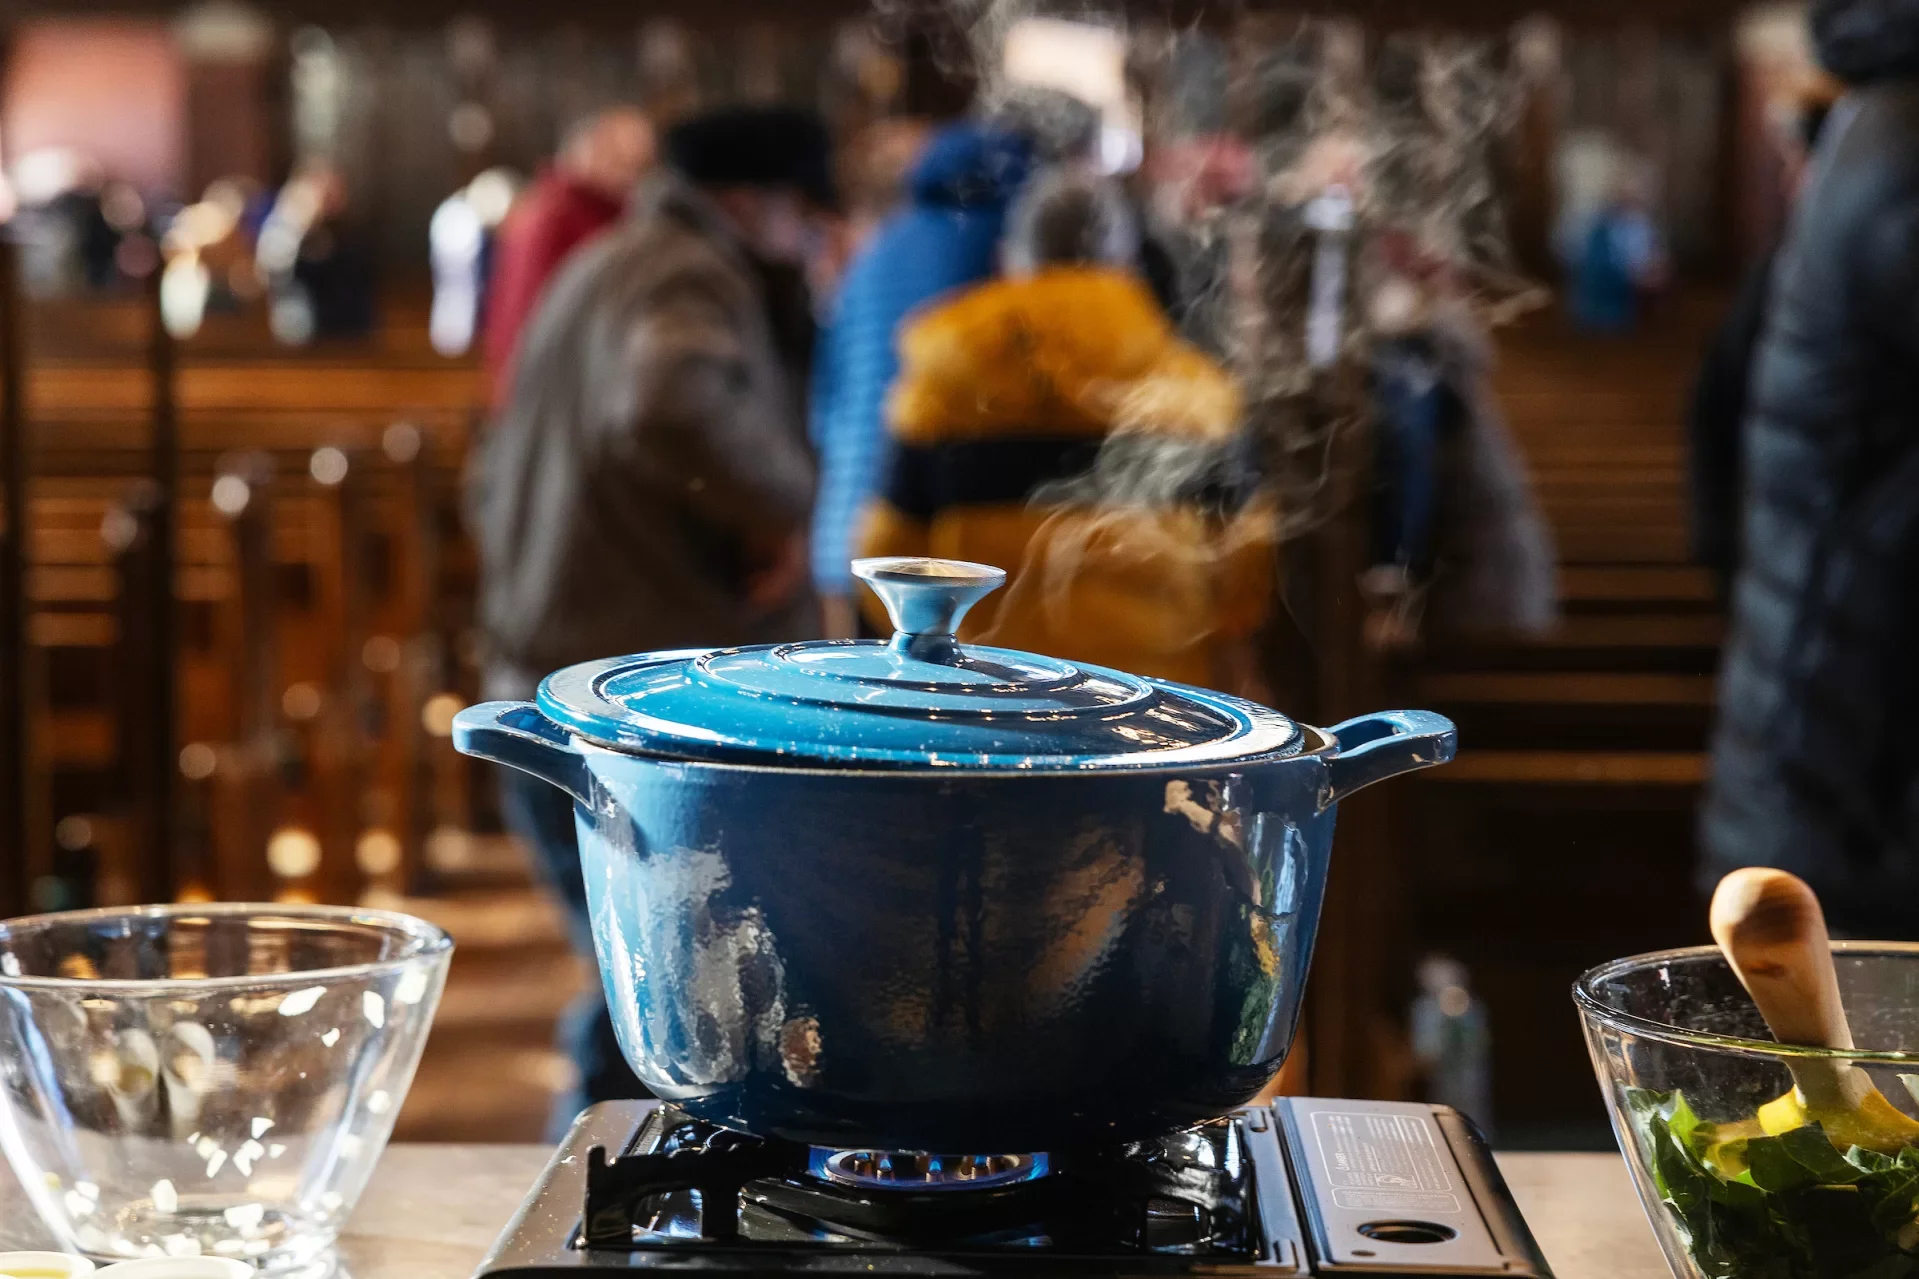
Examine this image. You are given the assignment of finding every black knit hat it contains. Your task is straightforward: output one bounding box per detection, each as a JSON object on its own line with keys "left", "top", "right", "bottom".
{"left": 663, "top": 107, "right": 838, "bottom": 210}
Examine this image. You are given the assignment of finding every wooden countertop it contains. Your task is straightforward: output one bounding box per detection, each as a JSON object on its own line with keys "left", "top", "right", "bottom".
{"left": 3, "top": 1145, "right": 1671, "bottom": 1277}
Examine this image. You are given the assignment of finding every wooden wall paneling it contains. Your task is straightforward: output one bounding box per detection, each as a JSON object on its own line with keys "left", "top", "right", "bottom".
{"left": 1730, "top": 47, "right": 1787, "bottom": 271}
{"left": 187, "top": 56, "right": 285, "bottom": 194}
{"left": 267, "top": 486, "right": 326, "bottom": 900}
{"left": 2, "top": 19, "right": 189, "bottom": 198}
{"left": 434, "top": 415, "right": 482, "bottom": 867}
{"left": 237, "top": 452, "right": 281, "bottom": 900}
{"left": 303, "top": 445, "right": 360, "bottom": 903}
{"left": 109, "top": 478, "right": 161, "bottom": 906}
{"left": 1295, "top": 397, "right": 1407, "bottom": 1102}
{"left": 147, "top": 273, "right": 179, "bottom": 903}
{"left": 418, "top": 427, "right": 476, "bottom": 888}
{"left": 1507, "top": 18, "right": 1565, "bottom": 277}
{"left": 488, "top": 31, "right": 549, "bottom": 167}
{"left": 202, "top": 473, "right": 246, "bottom": 904}
{"left": 33, "top": 523, "right": 117, "bottom": 911}
{"left": 104, "top": 278, "right": 183, "bottom": 906}
{"left": 1613, "top": 25, "right": 1659, "bottom": 167}
{"left": 385, "top": 422, "right": 436, "bottom": 895}
{"left": 377, "top": 33, "right": 462, "bottom": 273}
{"left": 11, "top": 332, "right": 483, "bottom": 911}
{"left": 210, "top": 449, "right": 278, "bottom": 901}
{"left": 29, "top": 487, "right": 113, "bottom": 911}
{"left": 1653, "top": 34, "right": 1730, "bottom": 273}
{"left": 171, "top": 495, "right": 230, "bottom": 899}
{"left": 1709, "top": 33, "right": 1743, "bottom": 280}
{"left": 445, "top": 16, "right": 503, "bottom": 191}
{"left": 0, "top": 238, "right": 28, "bottom": 918}
{"left": 342, "top": 447, "right": 407, "bottom": 903}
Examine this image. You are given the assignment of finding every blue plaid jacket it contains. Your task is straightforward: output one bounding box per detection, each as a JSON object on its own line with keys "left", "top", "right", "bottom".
{"left": 808, "top": 124, "right": 1032, "bottom": 595}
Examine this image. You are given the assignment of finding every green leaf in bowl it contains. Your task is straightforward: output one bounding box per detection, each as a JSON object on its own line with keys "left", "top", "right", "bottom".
{"left": 1622, "top": 1087, "right": 1919, "bottom": 1278}
{"left": 1745, "top": 1127, "right": 1868, "bottom": 1192}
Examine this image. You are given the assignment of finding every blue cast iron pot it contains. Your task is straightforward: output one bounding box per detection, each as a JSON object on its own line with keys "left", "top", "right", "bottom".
{"left": 453, "top": 558, "right": 1454, "bottom": 1151}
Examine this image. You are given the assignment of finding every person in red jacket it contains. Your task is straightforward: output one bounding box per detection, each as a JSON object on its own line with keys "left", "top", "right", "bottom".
{"left": 483, "top": 107, "right": 655, "bottom": 407}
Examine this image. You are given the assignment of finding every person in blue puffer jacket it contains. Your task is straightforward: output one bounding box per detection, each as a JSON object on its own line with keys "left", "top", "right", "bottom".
{"left": 808, "top": 122, "right": 1033, "bottom": 635}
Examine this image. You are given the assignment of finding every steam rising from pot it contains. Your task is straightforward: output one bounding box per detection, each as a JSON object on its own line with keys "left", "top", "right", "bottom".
{"left": 870, "top": 0, "right": 1545, "bottom": 666}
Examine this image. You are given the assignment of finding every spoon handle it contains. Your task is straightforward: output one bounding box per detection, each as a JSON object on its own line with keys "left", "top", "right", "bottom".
{"left": 1709, "top": 867, "right": 1871, "bottom": 1111}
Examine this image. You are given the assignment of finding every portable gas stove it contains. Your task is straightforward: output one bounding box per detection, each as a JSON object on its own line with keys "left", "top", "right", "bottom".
{"left": 474, "top": 1098, "right": 1551, "bottom": 1276}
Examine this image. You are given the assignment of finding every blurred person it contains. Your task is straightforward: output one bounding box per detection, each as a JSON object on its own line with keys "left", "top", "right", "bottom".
{"left": 469, "top": 106, "right": 833, "bottom": 1131}
{"left": 1562, "top": 162, "right": 1669, "bottom": 333}
{"left": 1701, "top": 0, "right": 1919, "bottom": 937}
{"left": 72, "top": 184, "right": 122, "bottom": 291}
{"left": 7, "top": 149, "right": 105, "bottom": 295}
{"left": 483, "top": 107, "right": 655, "bottom": 405}
{"left": 1688, "top": 98, "right": 1832, "bottom": 601}
{"left": 858, "top": 166, "right": 1275, "bottom": 691}
{"left": 158, "top": 178, "right": 260, "bottom": 338}
{"left": 430, "top": 169, "right": 523, "bottom": 358}
{"left": 1362, "top": 234, "right": 1558, "bottom": 648}
{"left": 429, "top": 190, "right": 488, "bottom": 358}
{"left": 1141, "top": 133, "right": 1256, "bottom": 355}
{"left": 194, "top": 177, "right": 266, "bottom": 309}
{"left": 836, "top": 118, "right": 938, "bottom": 244}
{"left": 809, "top": 122, "right": 1033, "bottom": 636}
{"left": 11, "top": 167, "right": 158, "bottom": 297}
{"left": 1368, "top": 276, "right": 1446, "bottom": 591}
{"left": 256, "top": 162, "right": 376, "bottom": 342}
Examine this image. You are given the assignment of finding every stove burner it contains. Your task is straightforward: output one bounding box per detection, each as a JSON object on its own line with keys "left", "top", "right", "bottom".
{"left": 809, "top": 1148, "right": 1050, "bottom": 1192}
{"left": 478, "top": 1099, "right": 1556, "bottom": 1277}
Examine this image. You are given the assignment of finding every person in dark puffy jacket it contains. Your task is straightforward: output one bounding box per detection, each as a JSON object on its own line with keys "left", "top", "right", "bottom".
{"left": 1687, "top": 99, "right": 1829, "bottom": 603}
{"left": 1700, "top": 0, "right": 1919, "bottom": 936}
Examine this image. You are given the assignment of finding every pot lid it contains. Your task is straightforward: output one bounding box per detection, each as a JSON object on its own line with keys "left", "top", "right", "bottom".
{"left": 536, "top": 557, "right": 1301, "bottom": 770}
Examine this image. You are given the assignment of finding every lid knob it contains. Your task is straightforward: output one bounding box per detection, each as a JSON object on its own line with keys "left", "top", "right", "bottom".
{"left": 852, "top": 557, "right": 1006, "bottom": 663}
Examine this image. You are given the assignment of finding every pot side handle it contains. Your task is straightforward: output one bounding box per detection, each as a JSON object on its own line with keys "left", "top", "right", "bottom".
{"left": 451, "top": 701, "right": 590, "bottom": 804}
{"left": 1321, "top": 710, "right": 1457, "bottom": 809}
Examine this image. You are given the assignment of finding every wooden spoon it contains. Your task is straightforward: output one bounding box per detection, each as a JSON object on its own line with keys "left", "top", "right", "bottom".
{"left": 1709, "top": 867, "right": 1919, "bottom": 1152}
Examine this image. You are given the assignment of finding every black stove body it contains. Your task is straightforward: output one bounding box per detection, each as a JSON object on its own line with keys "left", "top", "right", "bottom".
{"left": 475, "top": 1098, "right": 1552, "bottom": 1277}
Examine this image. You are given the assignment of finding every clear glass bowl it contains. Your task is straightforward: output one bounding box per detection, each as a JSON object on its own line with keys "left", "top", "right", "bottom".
{"left": 1576, "top": 944, "right": 1919, "bottom": 1279}
{"left": 0, "top": 904, "right": 452, "bottom": 1277}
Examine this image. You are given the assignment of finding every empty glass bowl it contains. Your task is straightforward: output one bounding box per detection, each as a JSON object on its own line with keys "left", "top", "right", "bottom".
{"left": 1576, "top": 944, "right": 1919, "bottom": 1279}
{"left": 0, "top": 904, "right": 452, "bottom": 1277}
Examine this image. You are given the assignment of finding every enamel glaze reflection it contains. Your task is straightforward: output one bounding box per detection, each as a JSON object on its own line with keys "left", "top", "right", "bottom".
{"left": 588, "top": 804, "right": 792, "bottom": 1094}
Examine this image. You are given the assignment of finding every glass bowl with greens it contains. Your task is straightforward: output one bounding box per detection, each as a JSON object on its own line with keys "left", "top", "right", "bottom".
{"left": 1577, "top": 944, "right": 1919, "bottom": 1279}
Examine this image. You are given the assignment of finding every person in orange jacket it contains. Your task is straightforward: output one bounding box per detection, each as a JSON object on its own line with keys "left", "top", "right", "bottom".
{"left": 859, "top": 166, "right": 1276, "bottom": 694}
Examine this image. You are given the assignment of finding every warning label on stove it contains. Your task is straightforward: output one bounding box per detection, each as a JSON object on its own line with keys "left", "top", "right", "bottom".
{"left": 1310, "top": 1110, "right": 1464, "bottom": 1215}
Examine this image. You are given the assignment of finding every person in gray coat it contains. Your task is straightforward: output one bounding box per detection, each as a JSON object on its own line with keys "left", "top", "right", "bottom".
{"left": 469, "top": 107, "right": 834, "bottom": 1131}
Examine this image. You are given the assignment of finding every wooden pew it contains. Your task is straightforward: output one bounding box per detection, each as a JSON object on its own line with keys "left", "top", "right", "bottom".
{"left": 15, "top": 293, "right": 486, "bottom": 912}
{"left": 1391, "top": 291, "right": 1728, "bottom": 1145}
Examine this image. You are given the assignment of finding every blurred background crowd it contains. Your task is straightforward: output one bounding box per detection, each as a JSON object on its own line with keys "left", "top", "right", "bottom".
{"left": 0, "top": 0, "right": 1906, "bottom": 1151}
